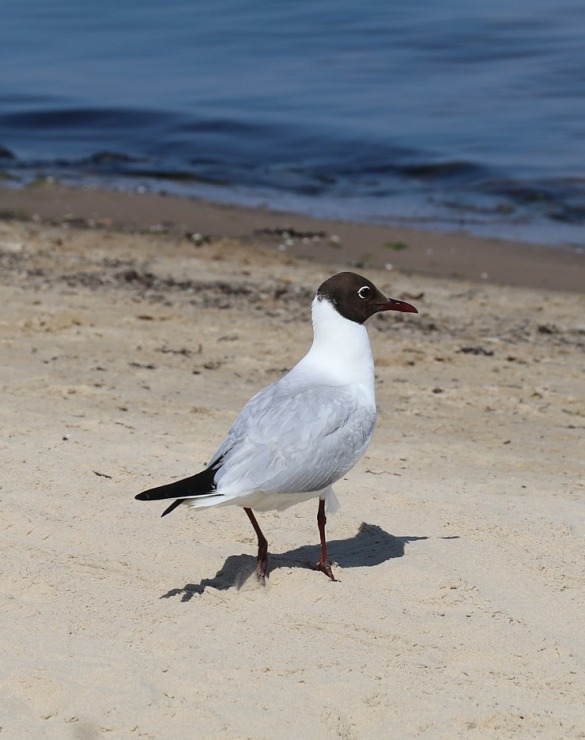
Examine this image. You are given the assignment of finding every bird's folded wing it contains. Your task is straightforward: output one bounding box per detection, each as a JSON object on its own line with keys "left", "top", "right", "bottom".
{"left": 211, "top": 382, "right": 376, "bottom": 495}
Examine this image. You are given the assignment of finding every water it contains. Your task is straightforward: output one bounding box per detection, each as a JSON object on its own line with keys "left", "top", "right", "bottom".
{"left": 1, "top": 0, "right": 585, "bottom": 247}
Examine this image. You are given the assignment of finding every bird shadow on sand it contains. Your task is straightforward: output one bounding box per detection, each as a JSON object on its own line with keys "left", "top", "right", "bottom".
{"left": 161, "top": 523, "right": 455, "bottom": 601}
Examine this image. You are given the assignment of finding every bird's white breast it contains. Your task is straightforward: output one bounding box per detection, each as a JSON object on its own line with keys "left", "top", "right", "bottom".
{"left": 288, "top": 296, "right": 376, "bottom": 402}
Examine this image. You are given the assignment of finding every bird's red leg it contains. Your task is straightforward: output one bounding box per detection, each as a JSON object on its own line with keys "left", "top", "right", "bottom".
{"left": 244, "top": 507, "right": 268, "bottom": 583}
{"left": 316, "top": 499, "right": 336, "bottom": 581}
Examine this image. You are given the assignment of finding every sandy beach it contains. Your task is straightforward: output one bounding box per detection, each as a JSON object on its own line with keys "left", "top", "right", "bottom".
{"left": 1, "top": 184, "right": 584, "bottom": 738}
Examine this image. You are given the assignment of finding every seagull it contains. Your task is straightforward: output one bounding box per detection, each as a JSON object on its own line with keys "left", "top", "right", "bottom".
{"left": 135, "top": 272, "right": 417, "bottom": 582}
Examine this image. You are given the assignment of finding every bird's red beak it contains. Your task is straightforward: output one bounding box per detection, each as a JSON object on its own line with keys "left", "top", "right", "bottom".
{"left": 378, "top": 298, "right": 418, "bottom": 314}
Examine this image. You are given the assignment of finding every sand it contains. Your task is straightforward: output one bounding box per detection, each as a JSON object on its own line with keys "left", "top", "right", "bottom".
{"left": 1, "top": 186, "right": 584, "bottom": 739}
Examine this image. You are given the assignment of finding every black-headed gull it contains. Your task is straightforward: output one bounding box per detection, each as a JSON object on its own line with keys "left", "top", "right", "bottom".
{"left": 136, "top": 272, "right": 417, "bottom": 581}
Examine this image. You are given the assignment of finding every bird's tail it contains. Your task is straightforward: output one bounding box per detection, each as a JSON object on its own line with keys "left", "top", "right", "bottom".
{"left": 135, "top": 460, "right": 222, "bottom": 517}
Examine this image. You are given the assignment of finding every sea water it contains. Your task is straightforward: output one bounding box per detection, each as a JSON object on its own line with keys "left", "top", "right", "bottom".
{"left": 1, "top": 0, "right": 584, "bottom": 246}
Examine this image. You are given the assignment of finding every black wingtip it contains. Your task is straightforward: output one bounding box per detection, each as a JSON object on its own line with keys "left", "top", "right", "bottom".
{"left": 135, "top": 460, "right": 223, "bottom": 504}
{"left": 161, "top": 499, "right": 183, "bottom": 517}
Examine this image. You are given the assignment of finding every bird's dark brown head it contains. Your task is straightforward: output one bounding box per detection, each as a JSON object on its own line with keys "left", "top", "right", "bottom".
{"left": 316, "top": 272, "right": 418, "bottom": 324}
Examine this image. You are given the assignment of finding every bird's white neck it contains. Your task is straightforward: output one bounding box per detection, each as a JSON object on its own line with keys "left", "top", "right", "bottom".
{"left": 291, "top": 296, "right": 376, "bottom": 388}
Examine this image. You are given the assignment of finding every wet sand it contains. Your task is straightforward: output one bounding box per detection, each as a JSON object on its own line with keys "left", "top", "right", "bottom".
{"left": 1, "top": 182, "right": 584, "bottom": 292}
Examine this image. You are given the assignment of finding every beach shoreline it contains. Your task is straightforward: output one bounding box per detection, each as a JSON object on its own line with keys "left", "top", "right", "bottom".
{"left": 1, "top": 182, "right": 584, "bottom": 292}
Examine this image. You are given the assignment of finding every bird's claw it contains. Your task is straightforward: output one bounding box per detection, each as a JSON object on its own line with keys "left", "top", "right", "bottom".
{"left": 315, "top": 560, "right": 337, "bottom": 581}
{"left": 256, "top": 559, "right": 268, "bottom": 585}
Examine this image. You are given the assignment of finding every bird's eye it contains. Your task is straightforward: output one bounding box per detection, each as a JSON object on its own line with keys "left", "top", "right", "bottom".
{"left": 358, "top": 286, "right": 371, "bottom": 299}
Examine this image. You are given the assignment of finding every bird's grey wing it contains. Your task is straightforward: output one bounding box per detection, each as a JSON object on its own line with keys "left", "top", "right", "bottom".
{"left": 211, "top": 382, "right": 376, "bottom": 494}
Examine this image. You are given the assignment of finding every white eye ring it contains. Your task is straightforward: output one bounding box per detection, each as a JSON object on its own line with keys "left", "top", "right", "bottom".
{"left": 358, "top": 286, "right": 371, "bottom": 299}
